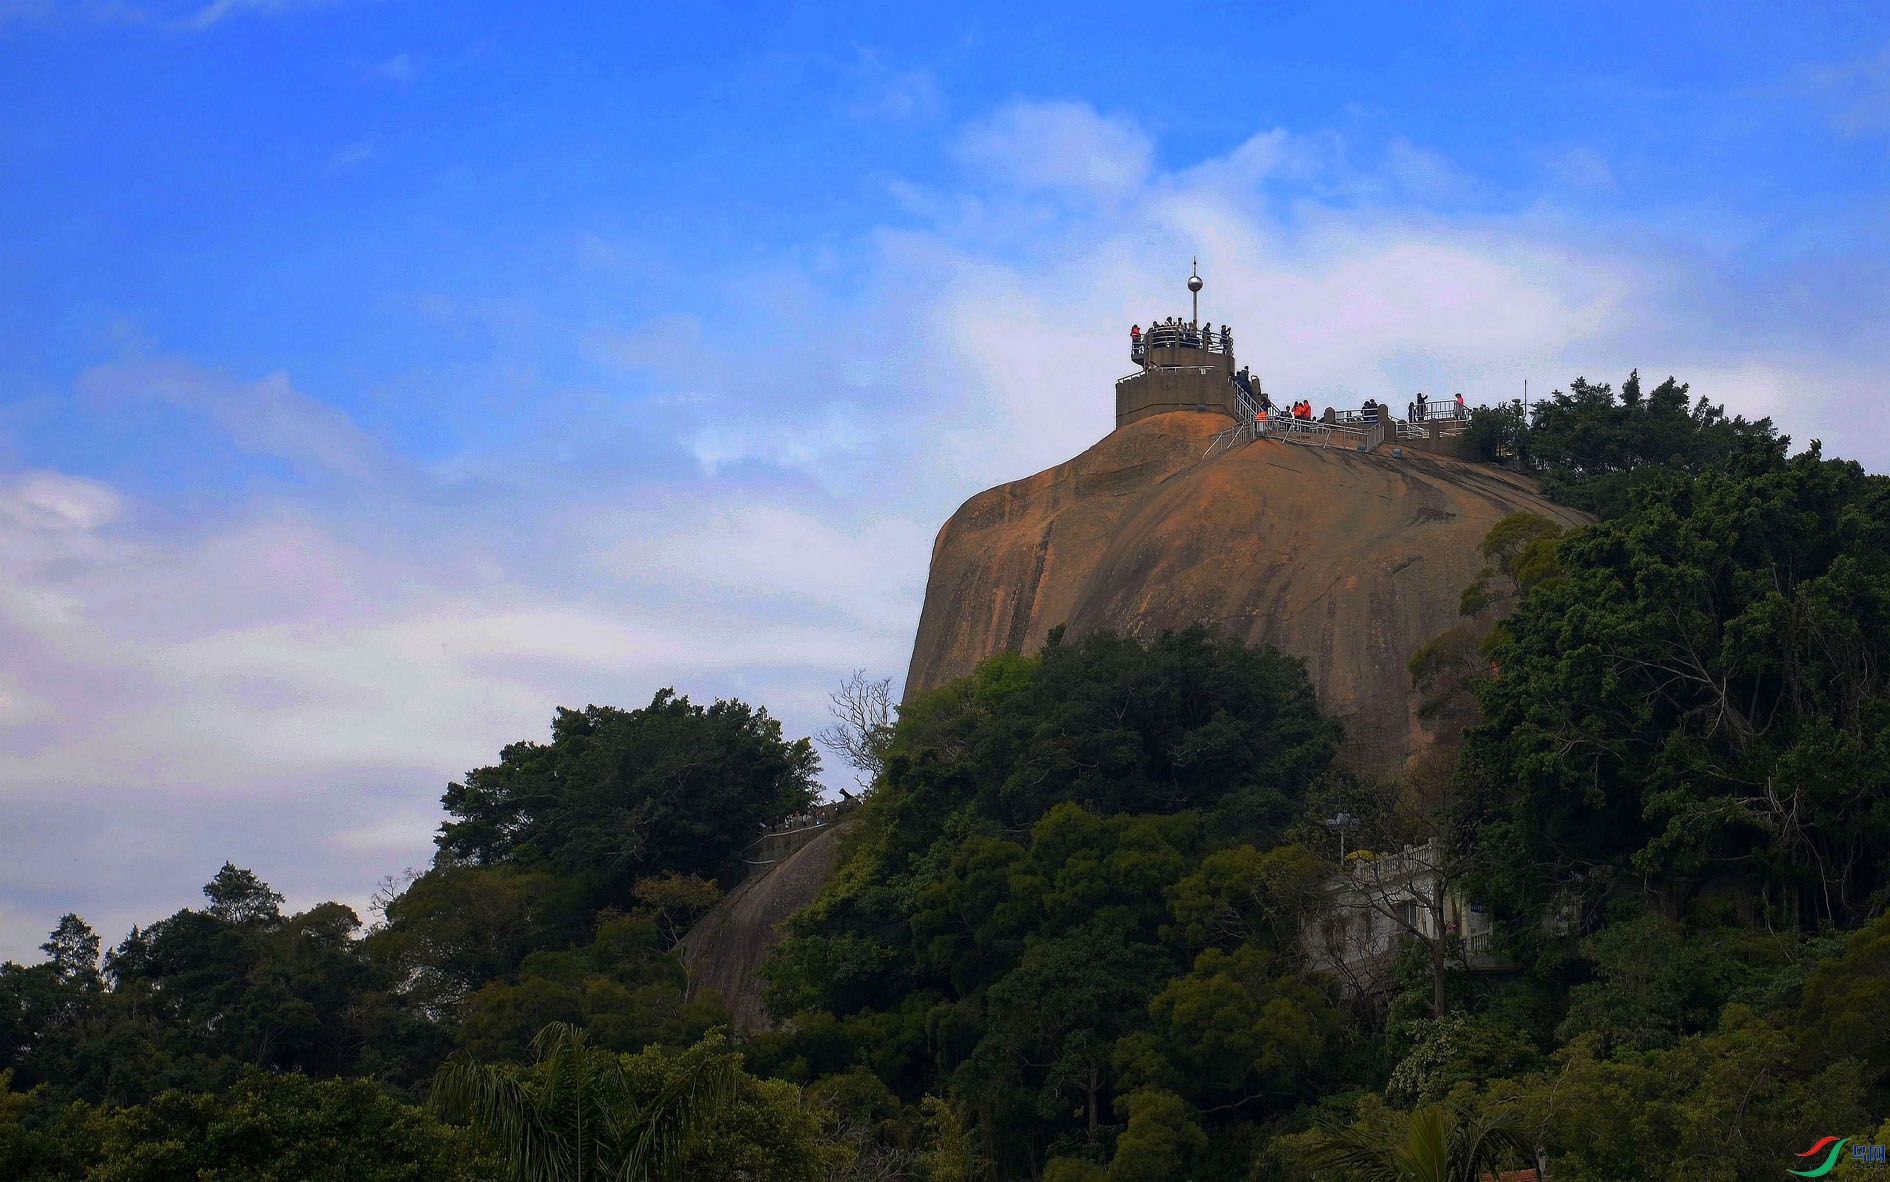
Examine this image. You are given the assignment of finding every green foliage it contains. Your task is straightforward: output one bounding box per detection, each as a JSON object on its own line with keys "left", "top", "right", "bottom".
{"left": 1108, "top": 1089, "right": 1205, "bottom": 1181}
{"left": 436, "top": 689, "right": 819, "bottom": 896}
{"left": 1476, "top": 511, "right": 1565, "bottom": 593}
{"left": 1302, "top": 1102, "right": 1532, "bottom": 1182}
{"left": 367, "top": 864, "right": 589, "bottom": 1019}
{"left": 1481, "top": 1009, "right": 1868, "bottom": 1181}
{"left": 457, "top": 914, "right": 723, "bottom": 1064}
{"left": 1462, "top": 444, "right": 1890, "bottom": 931}
{"left": 0, "top": 1069, "right": 488, "bottom": 1182}
{"left": 1164, "top": 843, "right": 1324, "bottom": 951}
{"left": 1117, "top": 944, "right": 1343, "bottom": 1107}
{"left": 1522, "top": 371, "right": 1785, "bottom": 518}
{"left": 632, "top": 873, "right": 723, "bottom": 948}
{"left": 1555, "top": 911, "right": 1788, "bottom": 1054}
{"left": 1041, "top": 1157, "right": 1107, "bottom": 1182}
{"left": 914, "top": 1095, "right": 983, "bottom": 1182}
{"left": 878, "top": 627, "right": 1339, "bottom": 854}
{"left": 1453, "top": 511, "right": 1566, "bottom": 623}
{"left": 761, "top": 630, "right": 1344, "bottom": 1176}
{"left": 2, "top": 869, "right": 445, "bottom": 1106}
{"left": 1798, "top": 907, "right": 1890, "bottom": 1092}
{"left": 1463, "top": 398, "right": 1528, "bottom": 464}
{"left": 430, "top": 1021, "right": 740, "bottom": 1182}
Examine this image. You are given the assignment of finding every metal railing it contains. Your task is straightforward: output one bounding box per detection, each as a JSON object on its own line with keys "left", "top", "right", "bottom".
{"left": 1131, "top": 322, "right": 1232, "bottom": 363}
{"left": 1203, "top": 415, "right": 1369, "bottom": 454}
{"left": 1417, "top": 397, "right": 1468, "bottom": 422}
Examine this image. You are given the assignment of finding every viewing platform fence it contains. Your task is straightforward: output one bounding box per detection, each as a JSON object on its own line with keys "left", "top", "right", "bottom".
{"left": 1203, "top": 414, "right": 1369, "bottom": 459}
{"left": 1415, "top": 398, "right": 1469, "bottom": 424}
{"left": 1130, "top": 322, "right": 1232, "bottom": 364}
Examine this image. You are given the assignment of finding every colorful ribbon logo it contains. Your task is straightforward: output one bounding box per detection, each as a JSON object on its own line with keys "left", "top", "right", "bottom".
{"left": 1790, "top": 1136, "right": 1851, "bottom": 1178}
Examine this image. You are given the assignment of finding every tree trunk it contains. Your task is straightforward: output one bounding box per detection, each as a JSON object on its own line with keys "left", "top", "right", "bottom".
{"left": 1086, "top": 1066, "right": 1099, "bottom": 1138}
{"left": 1430, "top": 893, "right": 1448, "bottom": 1019}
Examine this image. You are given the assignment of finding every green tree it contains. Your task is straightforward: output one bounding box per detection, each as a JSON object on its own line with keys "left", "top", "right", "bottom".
{"left": 430, "top": 1022, "right": 739, "bottom": 1182}
{"left": 1303, "top": 1103, "right": 1532, "bottom": 1182}
{"left": 632, "top": 874, "right": 723, "bottom": 949}
{"left": 457, "top": 914, "right": 722, "bottom": 1063}
{"left": 1522, "top": 371, "right": 1783, "bottom": 517}
{"left": 437, "top": 691, "right": 819, "bottom": 899}
{"left": 0, "top": 1069, "right": 489, "bottom": 1182}
{"left": 1108, "top": 1090, "right": 1205, "bottom": 1181}
{"left": 1461, "top": 446, "right": 1890, "bottom": 933}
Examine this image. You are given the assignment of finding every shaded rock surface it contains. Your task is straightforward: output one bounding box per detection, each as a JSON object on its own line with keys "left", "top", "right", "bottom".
{"left": 905, "top": 412, "right": 1589, "bottom": 777}
{"left": 677, "top": 820, "right": 854, "bottom": 1030}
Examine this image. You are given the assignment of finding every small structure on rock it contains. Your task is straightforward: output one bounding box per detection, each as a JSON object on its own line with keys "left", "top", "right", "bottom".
{"left": 1117, "top": 260, "right": 1266, "bottom": 428}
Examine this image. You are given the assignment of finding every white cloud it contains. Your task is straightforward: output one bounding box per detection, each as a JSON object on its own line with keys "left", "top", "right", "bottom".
{"left": 188, "top": 0, "right": 336, "bottom": 29}
{"left": 1807, "top": 46, "right": 1890, "bottom": 138}
{"left": 77, "top": 358, "right": 386, "bottom": 482}
{"left": 0, "top": 470, "right": 121, "bottom": 534}
{"left": 843, "top": 50, "right": 942, "bottom": 121}
{"left": 375, "top": 51, "right": 416, "bottom": 83}
{"left": 1543, "top": 146, "right": 1618, "bottom": 192}
{"left": 956, "top": 100, "right": 1153, "bottom": 198}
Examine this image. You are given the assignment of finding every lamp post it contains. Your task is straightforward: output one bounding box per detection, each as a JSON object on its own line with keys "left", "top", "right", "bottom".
{"left": 1188, "top": 257, "right": 1203, "bottom": 327}
{"left": 1324, "top": 812, "right": 1357, "bottom": 862}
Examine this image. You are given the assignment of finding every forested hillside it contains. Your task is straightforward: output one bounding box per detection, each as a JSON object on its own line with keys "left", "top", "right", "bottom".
{"left": 4, "top": 373, "right": 1889, "bottom": 1181}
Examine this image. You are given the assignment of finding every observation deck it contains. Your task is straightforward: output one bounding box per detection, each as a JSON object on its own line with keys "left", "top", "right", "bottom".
{"left": 1115, "top": 263, "right": 1263, "bottom": 429}
{"left": 1116, "top": 319, "right": 1262, "bottom": 429}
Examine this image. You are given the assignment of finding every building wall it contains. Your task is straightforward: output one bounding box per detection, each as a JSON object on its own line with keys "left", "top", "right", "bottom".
{"left": 1115, "top": 364, "right": 1243, "bottom": 428}
{"left": 1300, "top": 842, "right": 1506, "bottom": 995}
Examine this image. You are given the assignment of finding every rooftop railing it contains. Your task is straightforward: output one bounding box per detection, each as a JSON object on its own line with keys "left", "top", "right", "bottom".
{"left": 1130, "top": 321, "right": 1232, "bottom": 364}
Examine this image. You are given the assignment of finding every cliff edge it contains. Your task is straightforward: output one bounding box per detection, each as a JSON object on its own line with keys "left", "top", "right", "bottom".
{"left": 905, "top": 412, "right": 1588, "bottom": 777}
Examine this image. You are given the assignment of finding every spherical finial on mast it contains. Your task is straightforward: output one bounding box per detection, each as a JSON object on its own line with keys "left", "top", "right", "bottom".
{"left": 1187, "top": 257, "right": 1202, "bottom": 324}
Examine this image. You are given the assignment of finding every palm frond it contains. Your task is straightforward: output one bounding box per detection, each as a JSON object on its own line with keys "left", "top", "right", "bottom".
{"left": 431, "top": 1052, "right": 576, "bottom": 1182}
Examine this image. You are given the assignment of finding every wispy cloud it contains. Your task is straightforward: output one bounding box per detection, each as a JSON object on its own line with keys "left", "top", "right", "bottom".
{"left": 374, "top": 50, "right": 415, "bottom": 83}
{"left": 75, "top": 358, "right": 388, "bottom": 483}
{"left": 188, "top": 0, "right": 339, "bottom": 29}
{"left": 956, "top": 100, "right": 1152, "bottom": 199}
{"left": 843, "top": 49, "right": 942, "bottom": 121}
{"left": 1807, "top": 45, "right": 1890, "bottom": 138}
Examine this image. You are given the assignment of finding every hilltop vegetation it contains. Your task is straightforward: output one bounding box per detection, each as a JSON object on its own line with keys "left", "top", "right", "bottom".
{"left": 4, "top": 374, "right": 1890, "bottom": 1180}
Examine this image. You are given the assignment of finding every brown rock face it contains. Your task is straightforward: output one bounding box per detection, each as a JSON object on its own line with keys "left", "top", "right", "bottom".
{"left": 677, "top": 820, "right": 854, "bottom": 1030}
{"left": 905, "top": 412, "right": 1589, "bottom": 778}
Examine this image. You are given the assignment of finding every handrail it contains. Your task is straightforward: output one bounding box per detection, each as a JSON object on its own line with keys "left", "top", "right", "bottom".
{"left": 1202, "top": 411, "right": 1390, "bottom": 460}
{"left": 1130, "top": 322, "right": 1234, "bottom": 364}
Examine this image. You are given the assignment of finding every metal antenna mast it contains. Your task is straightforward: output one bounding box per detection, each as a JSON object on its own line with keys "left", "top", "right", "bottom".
{"left": 1188, "top": 257, "right": 1203, "bottom": 326}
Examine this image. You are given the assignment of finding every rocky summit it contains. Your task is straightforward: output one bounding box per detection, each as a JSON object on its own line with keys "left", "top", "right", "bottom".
{"left": 905, "top": 410, "right": 1589, "bottom": 777}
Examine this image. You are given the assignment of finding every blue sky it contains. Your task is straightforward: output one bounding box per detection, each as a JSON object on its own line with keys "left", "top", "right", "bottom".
{"left": 2, "top": 0, "right": 1887, "bottom": 958}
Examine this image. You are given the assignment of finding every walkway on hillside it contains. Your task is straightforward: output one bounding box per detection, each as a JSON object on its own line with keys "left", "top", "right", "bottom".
{"left": 1203, "top": 400, "right": 1472, "bottom": 461}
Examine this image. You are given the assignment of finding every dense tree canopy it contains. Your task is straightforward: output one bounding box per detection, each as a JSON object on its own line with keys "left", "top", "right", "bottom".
{"left": 757, "top": 628, "right": 1349, "bottom": 1176}
{"left": 1467, "top": 370, "right": 1785, "bottom": 518}
{"left": 1461, "top": 441, "right": 1890, "bottom": 930}
{"left": 437, "top": 690, "right": 819, "bottom": 893}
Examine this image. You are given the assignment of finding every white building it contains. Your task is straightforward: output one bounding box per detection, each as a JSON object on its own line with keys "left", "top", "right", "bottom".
{"left": 1300, "top": 839, "right": 1504, "bottom": 995}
